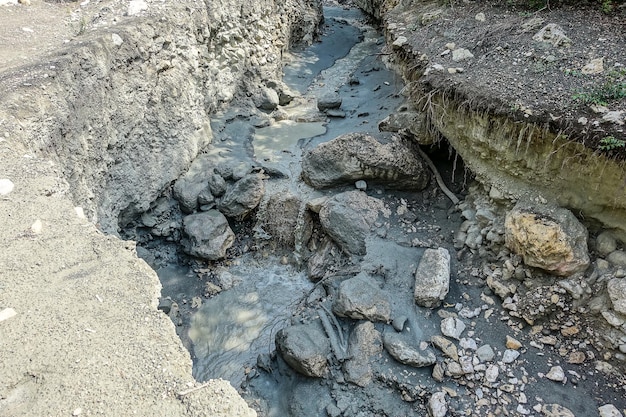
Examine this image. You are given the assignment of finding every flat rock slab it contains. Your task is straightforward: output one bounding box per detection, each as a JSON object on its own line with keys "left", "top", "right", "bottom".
{"left": 505, "top": 200, "right": 589, "bottom": 276}
{"left": 333, "top": 274, "right": 391, "bottom": 323}
{"left": 276, "top": 323, "right": 330, "bottom": 378}
{"left": 414, "top": 248, "right": 450, "bottom": 308}
{"left": 301, "top": 132, "right": 430, "bottom": 190}
{"left": 383, "top": 332, "right": 436, "bottom": 368}
{"left": 343, "top": 321, "right": 382, "bottom": 387}
{"left": 182, "top": 210, "right": 235, "bottom": 260}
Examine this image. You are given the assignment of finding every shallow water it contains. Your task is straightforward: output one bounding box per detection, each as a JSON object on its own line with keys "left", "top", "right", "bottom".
{"left": 189, "top": 260, "right": 312, "bottom": 386}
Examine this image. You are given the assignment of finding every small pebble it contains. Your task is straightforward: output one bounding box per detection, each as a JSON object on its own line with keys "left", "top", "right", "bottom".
{"left": 0, "top": 179, "right": 14, "bottom": 195}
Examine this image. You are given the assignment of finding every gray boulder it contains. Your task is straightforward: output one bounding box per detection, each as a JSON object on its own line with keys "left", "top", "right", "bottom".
{"left": 255, "top": 87, "right": 280, "bottom": 111}
{"left": 505, "top": 200, "right": 590, "bottom": 276}
{"left": 276, "top": 323, "right": 330, "bottom": 378}
{"left": 343, "top": 321, "right": 382, "bottom": 387}
{"left": 383, "top": 332, "right": 436, "bottom": 368}
{"left": 319, "top": 191, "right": 386, "bottom": 255}
{"left": 218, "top": 173, "right": 265, "bottom": 219}
{"left": 181, "top": 210, "right": 235, "bottom": 260}
{"left": 317, "top": 93, "right": 342, "bottom": 111}
{"left": 333, "top": 274, "right": 391, "bottom": 323}
{"left": 414, "top": 248, "right": 450, "bottom": 308}
{"left": 301, "top": 132, "right": 430, "bottom": 190}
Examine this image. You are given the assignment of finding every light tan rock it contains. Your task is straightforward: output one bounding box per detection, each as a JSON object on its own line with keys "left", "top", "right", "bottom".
{"left": 505, "top": 201, "right": 590, "bottom": 276}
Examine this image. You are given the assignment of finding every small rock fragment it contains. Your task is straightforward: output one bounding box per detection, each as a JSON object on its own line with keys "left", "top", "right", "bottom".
{"left": 598, "top": 404, "right": 623, "bottom": 417}
{"left": 431, "top": 335, "right": 459, "bottom": 360}
{"left": 0, "top": 179, "right": 14, "bottom": 195}
{"left": 542, "top": 403, "right": 575, "bottom": 417}
{"left": 476, "top": 344, "right": 495, "bottom": 362}
{"left": 0, "top": 308, "right": 17, "bottom": 322}
{"left": 428, "top": 391, "right": 447, "bottom": 417}
{"left": 546, "top": 365, "right": 565, "bottom": 382}
{"left": 440, "top": 317, "right": 466, "bottom": 340}
{"left": 502, "top": 349, "right": 520, "bottom": 364}
{"left": 506, "top": 335, "right": 522, "bottom": 350}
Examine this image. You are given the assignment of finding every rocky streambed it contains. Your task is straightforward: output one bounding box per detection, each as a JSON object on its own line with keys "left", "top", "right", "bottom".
{"left": 121, "top": 4, "right": 626, "bottom": 417}
{"left": 2, "top": 0, "right": 626, "bottom": 416}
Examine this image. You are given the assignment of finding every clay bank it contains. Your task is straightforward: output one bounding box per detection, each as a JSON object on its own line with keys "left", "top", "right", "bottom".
{"left": 1, "top": 0, "right": 626, "bottom": 416}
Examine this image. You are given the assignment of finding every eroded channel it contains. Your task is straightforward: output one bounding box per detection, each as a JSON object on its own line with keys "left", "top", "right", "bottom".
{"left": 123, "top": 4, "right": 626, "bottom": 417}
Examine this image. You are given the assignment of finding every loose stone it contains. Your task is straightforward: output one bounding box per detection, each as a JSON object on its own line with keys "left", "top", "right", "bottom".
{"left": 502, "top": 349, "right": 520, "bottom": 364}
{"left": 545, "top": 365, "right": 565, "bottom": 382}
{"left": 440, "top": 317, "right": 466, "bottom": 340}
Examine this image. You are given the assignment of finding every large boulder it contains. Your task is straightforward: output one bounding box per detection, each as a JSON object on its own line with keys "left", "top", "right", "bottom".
{"left": 333, "top": 274, "right": 391, "bottom": 323}
{"left": 504, "top": 201, "right": 590, "bottom": 276}
{"left": 181, "top": 210, "right": 235, "bottom": 260}
{"left": 276, "top": 323, "right": 330, "bottom": 378}
{"left": 301, "top": 132, "right": 430, "bottom": 190}
{"left": 218, "top": 173, "right": 265, "bottom": 218}
{"left": 319, "top": 190, "right": 387, "bottom": 255}
{"left": 414, "top": 248, "right": 450, "bottom": 308}
{"left": 343, "top": 321, "right": 382, "bottom": 387}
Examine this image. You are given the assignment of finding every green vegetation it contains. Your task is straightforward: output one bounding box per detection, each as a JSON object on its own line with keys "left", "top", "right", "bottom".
{"left": 573, "top": 79, "right": 626, "bottom": 106}
{"left": 598, "top": 136, "right": 626, "bottom": 151}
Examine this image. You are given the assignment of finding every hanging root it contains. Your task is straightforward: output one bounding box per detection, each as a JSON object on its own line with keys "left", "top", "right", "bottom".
{"left": 416, "top": 146, "right": 460, "bottom": 205}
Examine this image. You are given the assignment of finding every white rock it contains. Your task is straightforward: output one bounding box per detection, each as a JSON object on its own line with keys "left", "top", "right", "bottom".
{"left": 392, "top": 36, "right": 408, "bottom": 48}
{"left": 603, "top": 111, "right": 624, "bottom": 125}
{"left": 546, "top": 365, "right": 565, "bottom": 382}
{"left": 0, "top": 308, "right": 17, "bottom": 322}
{"left": 475, "top": 12, "right": 486, "bottom": 22}
{"left": 0, "top": 179, "right": 14, "bottom": 195}
{"left": 440, "top": 317, "right": 466, "bottom": 340}
{"left": 502, "top": 349, "right": 520, "bottom": 364}
{"left": 485, "top": 364, "right": 499, "bottom": 382}
{"left": 31, "top": 219, "right": 43, "bottom": 235}
{"left": 582, "top": 58, "right": 604, "bottom": 75}
{"left": 111, "top": 33, "right": 124, "bottom": 46}
{"left": 598, "top": 404, "right": 623, "bottom": 417}
{"left": 452, "top": 48, "right": 474, "bottom": 62}
{"left": 127, "top": 0, "right": 147, "bottom": 15}
{"left": 75, "top": 207, "right": 86, "bottom": 219}
{"left": 355, "top": 180, "right": 367, "bottom": 191}
{"left": 428, "top": 391, "right": 447, "bottom": 417}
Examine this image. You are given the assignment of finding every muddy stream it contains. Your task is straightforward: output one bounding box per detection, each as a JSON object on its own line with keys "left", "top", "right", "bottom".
{"left": 127, "top": 5, "right": 626, "bottom": 417}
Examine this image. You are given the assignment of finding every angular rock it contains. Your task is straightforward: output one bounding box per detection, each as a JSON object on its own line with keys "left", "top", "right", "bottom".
{"left": 383, "top": 332, "right": 436, "bottom": 368}
{"left": 414, "top": 248, "right": 450, "bottom": 308}
{"left": 181, "top": 210, "right": 235, "bottom": 260}
{"left": 542, "top": 404, "right": 575, "bottom": 417}
{"left": 343, "top": 321, "right": 382, "bottom": 387}
{"left": 255, "top": 87, "right": 280, "bottom": 111}
{"left": 218, "top": 173, "right": 265, "bottom": 218}
{"left": 301, "top": 132, "right": 430, "bottom": 190}
{"left": 485, "top": 364, "right": 499, "bottom": 383}
{"left": 431, "top": 335, "right": 458, "bottom": 361}
{"left": 452, "top": 48, "right": 474, "bottom": 61}
{"left": 546, "top": 365, "right": 565, "bottom": 382}
{"left": 333, "top": 274, "right": 391, "bottom": 323}
{"left": 428, "top": 391, "right": 447, "bottom": 417}
{"left": 598, "top": 404, "right": 623, "bottom": 417}
{"left": 207, "top": 172, "right": 227, "bottom": 197}
{"left": 506, "top": 335, "right": 522, "bottom": 350}
{"left": 505, "top": 201, "right": 590, "bottom": 276}
{"left": 317, "top": 93, "right": 342, "bottom": 111}
{"left": 440, "top": 317, "right": 466, "bottom": 340}
{"left": 319, "top": 191, "right": 386, "bottom": 255}
{"left": 276, "top": 323, "right": 330, "bottom": 378}
{"left": 173, "top": 156, "right": 217, "bottom": 213}
{"left": 502, "top": 349, "right": 520, "bottom": 364}
{"left": 533, "top": 24, "right": 571, "bottom": 47}
{"left": 607, "top": 278, "right": 626, "bottom": 315}
{"left": 476, "top": 344, "right": 495, "bottom": 362}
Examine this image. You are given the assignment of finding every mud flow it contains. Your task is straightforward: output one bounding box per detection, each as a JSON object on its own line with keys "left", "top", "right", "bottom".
{"left": 123, "top": 5, "right": 626, "bottom": 417}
